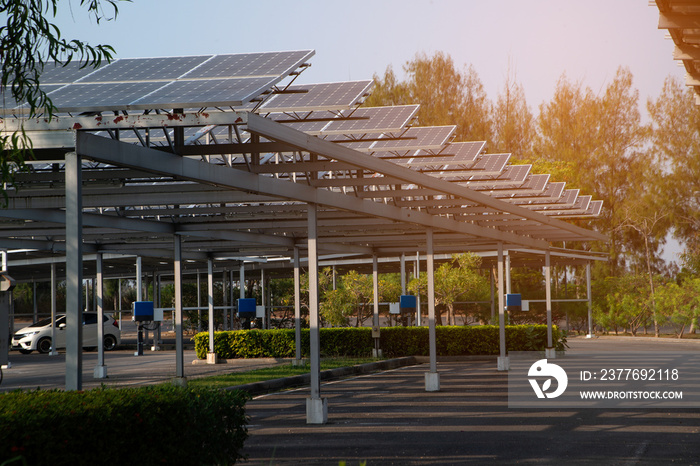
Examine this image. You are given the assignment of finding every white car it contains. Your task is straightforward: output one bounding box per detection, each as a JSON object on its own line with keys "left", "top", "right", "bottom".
{"left": 11, "top": 312, "right": 121, "bottom": 354}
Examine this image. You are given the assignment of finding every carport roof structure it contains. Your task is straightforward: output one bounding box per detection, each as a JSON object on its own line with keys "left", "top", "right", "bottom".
{"left": 0, "top": 50, "right": 606, "bottom": 282}
{"left": 656, "top": 0, "right": 700, "bottom": 103}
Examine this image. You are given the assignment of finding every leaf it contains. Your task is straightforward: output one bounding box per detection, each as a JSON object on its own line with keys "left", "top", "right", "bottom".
{"left": 542, "top": 379, "right": 552, "bottom": 392}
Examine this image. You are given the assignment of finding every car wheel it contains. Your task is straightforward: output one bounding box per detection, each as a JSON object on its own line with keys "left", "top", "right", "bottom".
{"left": 19, "top": 348, "right": 32, "bottom": 355}
{"left": 103, "top": 335, "right": 118, "bottom": 351}
{"left": 37, "top": 337, "right": 52, "bottom": 354}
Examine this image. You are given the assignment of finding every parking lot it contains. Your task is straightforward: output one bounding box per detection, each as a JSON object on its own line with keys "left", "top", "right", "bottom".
{"left": 3, "top": 336, "right": 700, "bottom": 464}
{"left": 242, "top": 337, "right": 700, "bottom": 465}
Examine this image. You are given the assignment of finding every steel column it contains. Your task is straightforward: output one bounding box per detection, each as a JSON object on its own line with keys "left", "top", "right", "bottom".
{"left": 294, "top": 246, "right": 302, "bottom": 362}
{"left": 65, "top": 151, "right": 83, "bottom": 391}
{"left": 208, "top": 259, "right": 215, "bottom": 355}
{"left": 94, "top": 253, "right": 107, "bottom": 378}
{"left": 173, "top": 235, "right": 185, "bottom": 384}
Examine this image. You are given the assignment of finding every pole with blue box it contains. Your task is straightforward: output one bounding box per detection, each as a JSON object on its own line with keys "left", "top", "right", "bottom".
{"left": 132, "top": 301, "right": 163, "bottom": 356}
{"left": 238, "top": 298, "right": 256, "bottom": 330}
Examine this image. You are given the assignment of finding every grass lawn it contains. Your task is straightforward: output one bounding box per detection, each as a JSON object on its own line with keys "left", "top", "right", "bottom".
{"left": 187, "top": 358, "right": 382, "bottom": 389}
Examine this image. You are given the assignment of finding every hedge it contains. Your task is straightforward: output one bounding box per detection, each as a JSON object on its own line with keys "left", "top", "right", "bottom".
{"left": 193, "top": 325, "right": 565, "bottom": 359}
{"left": 0, "top": 386, "right": 249, "bottom": 466}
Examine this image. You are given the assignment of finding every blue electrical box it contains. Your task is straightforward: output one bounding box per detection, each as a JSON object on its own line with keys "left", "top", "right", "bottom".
{"left": 506, "top": 294, "right": 522, "bottom": 311}
{"left": 400, "top": 295, "right": 417, "bottom": 310}
{"left": 238, "top": 298, "right": 257, "bottom": 317}
{"left": 133, "top": 301, "right": 154, "bottom": 322}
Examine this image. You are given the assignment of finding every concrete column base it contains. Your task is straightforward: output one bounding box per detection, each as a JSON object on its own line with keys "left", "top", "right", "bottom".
{"left": 372, "top": 349, "right": 383, "bottom": 358}
{"left": 292, "top": 358, "right": 308, "bottom": 367}
{"left": 93, "top": 365, "right": 108, "bottom": 379}
{"left": 151, "top": 345, "right": 161, "bottom": 351}
{"left": 172, "top": 377, "right": 188, "bottom": 388}
{"left": 585, "top": 334, "right": 596, "bottom": 339}
{"left": 206, "top": 352, "right": 219, "bottom": 364}
{"left": 425, "top": 371, "right": 440, "bottom": 392}
{"left": 306, "top": 397, "right": 328, "bottom": 424}
{"left": 497, "top": 356, "right": 510, "bottom": 371}
{"left": 545, "top": 347, "right": 557, "bottom": 358}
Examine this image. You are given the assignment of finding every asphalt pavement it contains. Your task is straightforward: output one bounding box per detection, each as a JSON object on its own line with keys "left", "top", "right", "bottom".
{"left": 242, "top": 336, "right": 700, "bottom": 465}
{"left": 3, "top": 335, "right": 700, "bottom": 464}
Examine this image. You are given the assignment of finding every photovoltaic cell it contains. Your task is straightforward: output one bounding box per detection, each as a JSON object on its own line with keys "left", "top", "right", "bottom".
{"left": 322, "top": 105, "right": 419, "bottom": 135}
{"left": 130, "top": 77, "right": 278, "bottom": 109}
{"left": 39, "top": 61, "right": 100, "bottom": 84}
{"left": 6, "top": 51, "right": 314, "bottom": 113}
{"left": 267, "top": 112, "right": 334, "bottom": 134}
{"left": 79, "top": 56, "right": 212, "bottom": 82}
{"left": 45, "top": 82, "right": 166, "bottom": 112}
{"left": 406, "top": 141, "right": 485, "bottom": 167}
{"left": 259, "top": 81, "right": 373, "bottom": 112}
{"left": 182, "top": 51, "right": 314, "bottom": 79}
{"left": 368, "top": 126, "right": 455, "bottom": 152}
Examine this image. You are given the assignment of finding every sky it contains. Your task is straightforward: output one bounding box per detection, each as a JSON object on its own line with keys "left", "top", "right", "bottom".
{"left": 52, "top": 0, "right": 686, "bottom": 261}
{"left": 53, "top": 0, "right": 682, "bottom": 113}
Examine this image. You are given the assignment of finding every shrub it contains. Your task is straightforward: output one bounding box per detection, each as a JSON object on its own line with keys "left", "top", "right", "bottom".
{"left": 0, "top": 386, "right": 249, "bottom": 466}
{"left": 193, "top": 324, "right": 564, "bottom": 359}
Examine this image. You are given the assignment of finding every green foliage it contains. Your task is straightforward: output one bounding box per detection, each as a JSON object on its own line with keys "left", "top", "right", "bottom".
{"left": 655, "top": 278, "right": 700, "bottom": 338}
{"left": 0, "top": 385, "right": 249, "bottom": 466}
{"left": 193, "top": 324, "right": 565, "bottom": 359}
{"left": 1, "top": 0, "right": 126, "bottom": 202}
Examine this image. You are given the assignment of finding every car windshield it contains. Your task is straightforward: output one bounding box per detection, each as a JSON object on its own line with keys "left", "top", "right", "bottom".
{"left": 26, "top": 313, "right": 109, "bottom": 328}
{"left": 29, "top": 317, "right": 55, "bottom": 328}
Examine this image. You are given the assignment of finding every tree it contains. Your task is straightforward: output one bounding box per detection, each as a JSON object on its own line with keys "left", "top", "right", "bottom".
{"left": 648, "top": 76, "right": 700, "bottom": 254}
{"left": 365, "top": 51, "right": 493, "bottom": 144}
{"left": 656, "top": 278, "right": 700, "bottom": 338}
{"left": 534, "top": 74, "right": 598, "bottom": 186}
{"left": 0, "top": 0, "right": 124, "bottom": 199}
{"left": 409, "top": 253, "right": 488, "bottom": 325}
{"left": 492, "top": 64, "right": 535, "bottom": 159}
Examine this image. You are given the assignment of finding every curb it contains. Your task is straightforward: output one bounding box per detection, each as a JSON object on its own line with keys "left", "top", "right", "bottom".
{"left": 225, "top": 356, "right": 420, "bottom": 396}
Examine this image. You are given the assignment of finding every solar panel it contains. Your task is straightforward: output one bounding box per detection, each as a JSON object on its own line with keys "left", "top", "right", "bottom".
{"left": 258, "top": 81, "right": 373, "bottom": 112}
{"left": 79, "top": 56, "right": 212, "bottom": 82}
{"left": 38, "top": 61, "right": 100, "bottom": 84}
{"left": 182, "top": 51, "right": 314, "bottom": 79}
{"left": 6, "top": 51, "right": 314, "bottom": 113}
{"left": 130, "top": 76, "right": 278, "bottom": 109}
{"left": 366, "top": 126, "right": 455, "bottom": 152}
{"left": 267, "top": 112, "right": 336, "bottom": 134}
{"left": 405, "top": 141, "right": 486, "bottom": 167}
{"left": 45, "top": 82, "right": 166, "bottom": 113}
{"left": 461, "top": 164, "right": 531, "bottom": 187}
{"left": 321, "top": 105, "right": 419, "bottom": 135}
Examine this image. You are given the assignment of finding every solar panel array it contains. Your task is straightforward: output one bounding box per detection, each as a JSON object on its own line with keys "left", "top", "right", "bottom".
{"left": 6, "top": 50, "right": 315, "bottom": 113}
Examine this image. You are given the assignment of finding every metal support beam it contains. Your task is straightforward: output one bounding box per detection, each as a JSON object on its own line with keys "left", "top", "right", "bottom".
{"left": 306, "top": 203, "right": 327, "bottom": 424}
{"left": 586, "top": 262, "right": 594, "bottom": 339}
{"left": 207, "top": 259, "right": 216, "bottom": 361}
{"left": 497, "top": 243, "right": 508, "bottom": 371}
{"left": 94, "top": 253, "right": 107, "bottom": 378}
{"left": 65, "top": 151, "right": 83, "bottom": 391}
{"left": 294, "top": 246, "right": 302, "bottom": 363}
{"left": 50, "top": 262, "right": 58, "bottom": 356}
{"left": 76, "top": 132, "right": 563, "bottom": 249}
{"left": 545, "top": 251, "right": 554, "bottom": 356}
{"left": 173, "top": 235, "right": 186, "bottom": 385}
{"left": 425, "top": 229, "right": 439, "bottom": 391}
